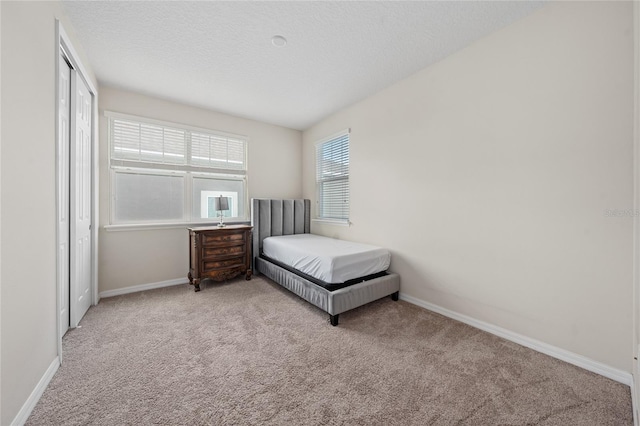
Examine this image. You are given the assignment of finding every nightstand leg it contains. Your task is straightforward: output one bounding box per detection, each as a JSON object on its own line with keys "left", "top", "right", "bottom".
{"left": 245, "top": 269, "right": 252, "bottom": 281}
{"left": 189, "top": 272, "right": 201, "bottom": 292}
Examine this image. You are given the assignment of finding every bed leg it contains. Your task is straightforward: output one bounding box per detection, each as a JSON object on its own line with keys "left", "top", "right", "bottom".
{"left": 391, "top": 291, "right": 399, "bottom": 301}
{"left": 329, "top": 314, "right": 339, "bottom": 326}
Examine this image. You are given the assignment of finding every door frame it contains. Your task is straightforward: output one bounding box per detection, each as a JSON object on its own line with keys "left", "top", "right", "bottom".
{"left": 55, "top": 20, "right": 99, "bottom": 362}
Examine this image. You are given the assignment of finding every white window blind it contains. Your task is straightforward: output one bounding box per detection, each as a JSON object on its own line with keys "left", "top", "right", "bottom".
{"left": 191, "top": 132, "right": 246, "bottom": 171}
{"left": 316, "top": 130, "right": 350, "bottom": 221}
{"left": 111, "top": 118, "right": 186, "bottom": 166}
{"left": 110, "top": 116, "right": 246, "bottom": 174}
{"left": 107, "top": 112, "right": 248, "bottom": 225}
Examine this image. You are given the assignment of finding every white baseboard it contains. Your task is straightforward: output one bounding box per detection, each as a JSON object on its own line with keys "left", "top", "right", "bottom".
{"left": 99, "top": 278, "right": 188, "bottom": 299}
{"left": 400, "top": 293, "right": 633, "bottom": 386}
{"left": 11, "top": 357, "right": 60, "bottom": 426}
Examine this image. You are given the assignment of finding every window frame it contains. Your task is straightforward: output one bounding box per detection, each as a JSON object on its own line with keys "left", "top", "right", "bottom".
{"left": 105, "top": 111, "right": 250, "bottom": 231}
{"left": 314, "top": 128, "right": 350, "bottom": 225}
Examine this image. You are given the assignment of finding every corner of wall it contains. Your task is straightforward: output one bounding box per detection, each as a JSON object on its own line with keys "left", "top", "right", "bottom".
{"left": 9, "top": 358, "right": 59, "bottom": 426}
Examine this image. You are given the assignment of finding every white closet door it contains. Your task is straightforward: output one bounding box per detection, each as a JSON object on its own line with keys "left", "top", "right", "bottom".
{"left": 70, "top": 70, "right": 92, "bottom": 327}
{"left": 58, "top": 55, "right": 71, "bottom": 335}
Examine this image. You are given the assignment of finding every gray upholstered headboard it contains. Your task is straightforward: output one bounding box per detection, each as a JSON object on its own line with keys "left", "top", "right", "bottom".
{"left": 251, "top": 199, "right": 310, "bottom": 270}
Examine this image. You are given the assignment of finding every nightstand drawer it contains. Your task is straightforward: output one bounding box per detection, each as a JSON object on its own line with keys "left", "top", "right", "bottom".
{"left": 202, "top": 232, "right": 245, "bottom": 246}
{"left": 203, "top": 257, "right": 245, "bottom": 271}
{"left": 202, "top": 245, "right": 245, "bottom": 259}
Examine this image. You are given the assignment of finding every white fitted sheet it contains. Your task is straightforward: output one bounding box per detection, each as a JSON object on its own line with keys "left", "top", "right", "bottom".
{"left": 262, "top": 234, "right": 390, "bottom": 284}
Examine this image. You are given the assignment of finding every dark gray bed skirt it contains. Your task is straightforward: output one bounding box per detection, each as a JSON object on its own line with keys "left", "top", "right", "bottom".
{"left": 256, "top": 257, "right": 400, "bottom": 316}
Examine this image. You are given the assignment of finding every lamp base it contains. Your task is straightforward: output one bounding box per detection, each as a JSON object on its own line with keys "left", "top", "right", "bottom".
{"left": 217, "top": 211, "right": 226, "bottom": 228}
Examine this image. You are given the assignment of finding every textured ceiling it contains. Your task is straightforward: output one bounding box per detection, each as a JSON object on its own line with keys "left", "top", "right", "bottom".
{"left": 62, "top": 1, "right": 545, "bottom": 131}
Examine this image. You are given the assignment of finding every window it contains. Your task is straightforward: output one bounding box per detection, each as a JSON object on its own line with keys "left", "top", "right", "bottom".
{"left": 107, "top": 112, "right": 248, "bottom": 225}
{"left": 315, "top": 129, "right": 350, "bottom": 222}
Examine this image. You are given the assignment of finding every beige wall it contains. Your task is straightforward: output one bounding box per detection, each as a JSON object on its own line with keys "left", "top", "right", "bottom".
{"left": 0, "top": 1, "right": 97, "bottom": 424}
{"left": 1, "top": 2, "right": 3, "bottom": 422}
{"left": 98, "top": 87, "right": 302, "bottom": 293}
{"left": 303, "top": 1, "right": 634, "bottom": 372}
{"left": 634, "top": 0, "right": 640, "bottom": 405}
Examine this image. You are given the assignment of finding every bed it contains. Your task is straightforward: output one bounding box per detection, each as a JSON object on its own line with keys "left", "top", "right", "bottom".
{"left": 251, "top": 198, "right": 401, "bottom": 326}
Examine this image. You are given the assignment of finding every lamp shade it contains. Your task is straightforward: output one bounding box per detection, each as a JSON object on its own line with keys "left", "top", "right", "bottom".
{"left": 214, "top": 196, "right": 229, "bottom": 211}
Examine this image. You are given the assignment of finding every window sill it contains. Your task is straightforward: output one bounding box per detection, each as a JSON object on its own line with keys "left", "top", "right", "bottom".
{"left": 311, "top": 218, "right": 351, "bottom": 227}
{"left": 103, "top": 220, "right": 250, "bottom": 232}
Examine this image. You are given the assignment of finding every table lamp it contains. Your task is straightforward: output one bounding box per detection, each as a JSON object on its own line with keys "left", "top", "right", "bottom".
{"left": 215, "top": 195, "right": 229, "bottom": 227}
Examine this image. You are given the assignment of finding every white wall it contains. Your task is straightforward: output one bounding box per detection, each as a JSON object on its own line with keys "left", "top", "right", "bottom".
{"left": 303, "top": 1, "right": 634, "bottom": 372}
{"left": 0, "top": 1, "right": 97, "bottom": 424}
{"left": 98, "top": 87, "right": 302, "bottom": 294}
{"left": 0, "top": 2, "right": 3, "bottom": 422}
{"left": 633, "top": 0, "right": 640, "bottom": 407}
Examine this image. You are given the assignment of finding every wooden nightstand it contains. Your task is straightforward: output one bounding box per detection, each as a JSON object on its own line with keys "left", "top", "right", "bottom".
{"left": 188, "top": 225, "right": 253, "bottom": 292}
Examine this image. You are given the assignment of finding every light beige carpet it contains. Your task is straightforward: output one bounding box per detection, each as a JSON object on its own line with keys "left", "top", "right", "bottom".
{"left": 27, "top": 276, "right": 632, "bottom": 425}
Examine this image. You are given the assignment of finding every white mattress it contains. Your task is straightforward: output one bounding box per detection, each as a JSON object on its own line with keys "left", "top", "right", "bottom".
{"left": 262, "top": 234, "right": 390, "bottom": 284}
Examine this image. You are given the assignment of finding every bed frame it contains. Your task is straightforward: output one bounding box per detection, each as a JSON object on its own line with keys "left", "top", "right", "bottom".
{"left": 251, "top": 198, "right": 400, "bottom": 326}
